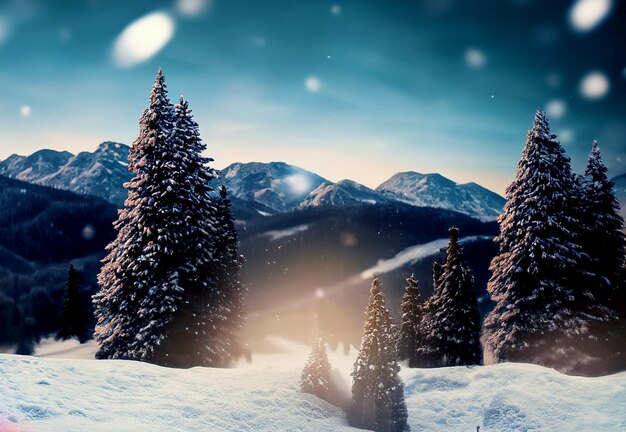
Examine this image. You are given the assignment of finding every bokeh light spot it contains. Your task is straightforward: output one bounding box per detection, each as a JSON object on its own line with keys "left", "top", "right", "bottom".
{"left": 113, "top": 12, "right": 175, "bottom": 68}
{"left": 177, "top": 0, "right": 213, "bottom": 17}
{"left": 305, "top": 76, "right": 321, "bottom": 92}
{"left": 284, "top": 174, "right": 311, "bottom": 194}
{"left": 20, "top": 105, "right": 31, "bottom": 117}
{"left": 569, "top": 0, "right": 612, "bottom": 32}
{"left": 579, "top": 71, "right": 610, "bottom": 100}
{"left": 465, "top": 48, "right": 486, "bottom": 69}
{"left": 545, "top": 99, "right": 566, "bottom": 119}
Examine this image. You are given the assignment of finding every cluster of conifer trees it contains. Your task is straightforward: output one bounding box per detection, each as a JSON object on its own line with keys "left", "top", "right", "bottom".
{"left": 300, "top": 111, "right": 625, "bottom": 432}
{"left": 395, "top": 111, "right": 626, "bottom": 377}
{"left": 92, "top": 69, "right": 244, "bottom": 368}
{"left": 484, "top": 111, "right": 626, "bottom": 375}
{"left": 300, "top": 227, "right": 478, "bottom": 432}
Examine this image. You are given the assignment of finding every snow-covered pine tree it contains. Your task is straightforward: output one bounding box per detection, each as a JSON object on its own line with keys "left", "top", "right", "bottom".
{"left": 58, "top": 265, "right": 89, "bottom": 342}
{"left": 350, "top": 278, "right": 410, "bottom": 432}
{"left": 94, "top": 68, "right": 179, "bottom": 361}
{"left": 483, "top": 111, "right": 606, "bottom": 372}
{"left": 93, "top": 70, "right": 220, "bottom": 365}
{"left": 582, "top": 141, "right": 626, "bottom": 304}
{"left": 418, "top": 228, "right": 482, "bottom": 367}
{"left": 410, "top": 261, "right": 443, "bottom": 367}
{"left": 149, "top": 95, "right": 224, "bottom": 368}
{"left": 213, "top": 184, "right": 245, "bottom": 363}
{"left": 300, "top": 338, "right": 334, "bottom": 403}
{"left": 397, "top": 274, "right": 423, "bottom": 367}
{"left": 579, "top": 141, "right": 626, "bottom": 373}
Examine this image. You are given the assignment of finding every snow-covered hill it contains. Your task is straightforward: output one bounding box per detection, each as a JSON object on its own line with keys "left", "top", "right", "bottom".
{"left": 220, "top": 161, "right": 328, "bottom": 212}
{"left": 299, "top": 179, "right": 389, "bottom": 208}
{"left": 1, "top": 338, "right": 624, "bottom": 432}
{"left": 0, "top": 142, "right": 132, "bottom": 205}
{"left": 376, "top": 172, "right": 505, "bottom": 221}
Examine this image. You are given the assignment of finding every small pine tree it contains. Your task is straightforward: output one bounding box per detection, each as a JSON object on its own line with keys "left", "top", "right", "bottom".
{"left": 58, "top": 265, "right": 89, "bottom": 342}
{"left": 350, "top": 278, "right": 410, "bottom": 432}
{"left": 419, "top": 228, "right": 482, "bottom": 367}
{"left": 15, "top": 316, "right": 36, "bottom": 356}
{"left": 300, "top": 338, "right": 334, "bottom": 403}
{"left": 397, "top": 274, "right": 423, "bottom": 367}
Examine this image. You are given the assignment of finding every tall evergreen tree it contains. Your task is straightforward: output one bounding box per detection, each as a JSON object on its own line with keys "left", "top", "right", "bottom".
{"left": 397, "top": 274, "right": 423, "bottom": 367}
{"left": 58, "top": 265, "right": 89, "bottom": 342}
{"left": 483, "top": 111, "right": 606, "bottom": 372}
{"left": 350, "top": 278, "right": 410, "bottom": 432}
{"left": 582, "top": 141, "right": 626, "bottom": 303}
{"left": 213, "top": 184, "right": 245, "bottom": 363}
{"left": 94, "top": 68, "right": 179, "bottom": 361}
{"left": 153, "top": 95, "right": 225, "bottom": 368}
{"left": 93, "top": 70, "right": 221, "bottom": 366}
{"left": 301, "top": 338, "right": 334, "bottom": 404}
{"left": 419, "top": 228, "right": 482, "bottom": 367}
{"left": 579, "top": 141, "right": 626, "bottom": 373}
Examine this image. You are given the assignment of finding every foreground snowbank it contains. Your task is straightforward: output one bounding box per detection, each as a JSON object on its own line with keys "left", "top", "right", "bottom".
{"left": 1, "top": 338, "right": 625, "bottom": 431}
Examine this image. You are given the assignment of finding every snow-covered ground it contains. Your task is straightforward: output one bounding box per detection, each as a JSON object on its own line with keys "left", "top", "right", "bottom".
{"left": 1, "top": 338, "right": 625, "bottom": 432}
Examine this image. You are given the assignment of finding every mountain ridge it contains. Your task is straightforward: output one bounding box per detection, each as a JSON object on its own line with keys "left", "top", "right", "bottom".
{"left": 0, "top": 144, "right": 507, "bottom": 221}
{"left": 376, "top": 171, "right": 506, "bottom": 221}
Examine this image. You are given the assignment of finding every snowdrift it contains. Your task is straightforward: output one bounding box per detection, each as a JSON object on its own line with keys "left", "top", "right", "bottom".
{"left": 1, "top": 338, "right": 625, "bottom": 431}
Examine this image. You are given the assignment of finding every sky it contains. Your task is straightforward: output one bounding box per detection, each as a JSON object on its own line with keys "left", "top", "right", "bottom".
{"left": 0, "top": 0, "right": 624, "bottom": 194}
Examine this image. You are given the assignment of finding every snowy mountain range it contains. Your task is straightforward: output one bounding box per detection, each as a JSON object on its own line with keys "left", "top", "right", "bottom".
{"left": 0, "top": 142, "right": 132, "bottom": 205}
{"left": 376, "top": 172, "right": 506, "bottom": 222}
{"left": 0, "top": 144, "right": 507, "bottom": 220}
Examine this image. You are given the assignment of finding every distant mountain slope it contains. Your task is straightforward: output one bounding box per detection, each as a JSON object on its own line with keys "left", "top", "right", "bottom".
{"left": 239, "top": 202, "right": 498, "bottom": 346}
{"left": 376, "top": 172, "right": 505, "bottom": 221}
{"left": 0, "top": 149, "right": 73, "bottom": 182}
{"left": 0, "top": 175, "right": 118, "bottom": 345}
{"left": 0, "top": 175, "right": 117, "bottom": 262}
{"left": 0, "top": 142, "right": 132, "bottom": 205}
{"left": 299, "top": 179, "right": 389, "bottom": 208}
{"left": 220, "top": 162, "right": 328, "bottom": 212}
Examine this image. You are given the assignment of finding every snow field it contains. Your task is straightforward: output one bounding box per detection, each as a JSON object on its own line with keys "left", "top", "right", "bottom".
{"left": 1, "top": 338, "right": 625, "bottom": 431}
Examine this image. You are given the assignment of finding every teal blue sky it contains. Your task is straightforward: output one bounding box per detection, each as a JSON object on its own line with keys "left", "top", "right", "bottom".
{"left": 0, "top": 0, "right": 624, "bottom": 193}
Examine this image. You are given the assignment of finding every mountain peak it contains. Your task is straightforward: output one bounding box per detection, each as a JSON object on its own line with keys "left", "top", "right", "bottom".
{"left": 376, "top": 171, "right": 504, "bottom": 221}
{"left": 299, "top": 179, "right": 388, "bottom": 208}
{"left": 0, "top": 143, "right": 132, "bottom": 205}
{"left": 220, "top": 161, "right": 327, "bottom": 212}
